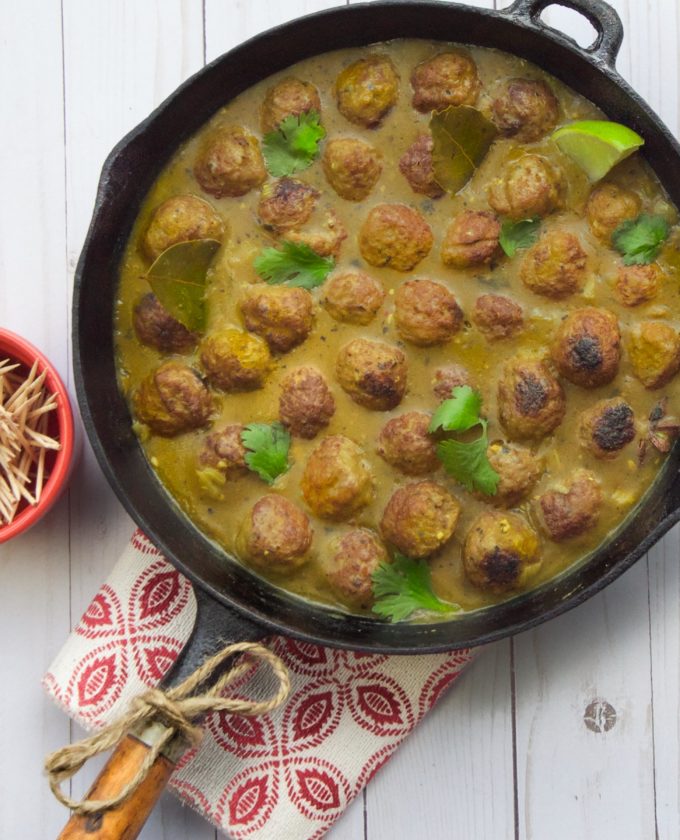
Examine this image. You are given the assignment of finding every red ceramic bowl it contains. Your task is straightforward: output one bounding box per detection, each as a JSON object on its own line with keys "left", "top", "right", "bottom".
{"left": 0, "top": 329, "right": 76, "bottom": 543}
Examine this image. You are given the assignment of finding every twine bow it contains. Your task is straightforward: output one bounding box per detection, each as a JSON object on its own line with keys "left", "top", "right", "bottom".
{"left": 45, "top": 641, "right": 290, "bottom": 815}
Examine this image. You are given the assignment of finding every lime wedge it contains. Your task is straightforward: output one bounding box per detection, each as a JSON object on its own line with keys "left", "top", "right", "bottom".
{"left": 552, "top": 120, "right": 644, "bottom": 181}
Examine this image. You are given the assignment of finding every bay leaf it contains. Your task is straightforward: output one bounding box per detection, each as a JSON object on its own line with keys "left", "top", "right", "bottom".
{"left": 146, "top": 239, "right": 221, "bottom": 332}
{"left": 430, "top": 106, "right": 498, "bottom": 195}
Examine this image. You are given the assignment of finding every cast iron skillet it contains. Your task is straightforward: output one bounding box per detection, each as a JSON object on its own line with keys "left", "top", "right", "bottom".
{"left": 74, "top": 0, "right": 680, "bottom": 656}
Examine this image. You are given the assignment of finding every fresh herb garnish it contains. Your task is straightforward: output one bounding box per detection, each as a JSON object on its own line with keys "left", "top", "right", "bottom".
{"left": 430, "top": 105, "right": 498, "bottom": 194}
{"left": 612, "top": 214, "right": 670, "bottom": 265}
{"left": 372, "top": 553, "right": 460, "bottom": 623}
{"left": 499, "top": 216, "right": 541, "bottom": 258}
{"left": 253, "top": 240, "right": 334, "bottom": 289}
{"left": 241, "top": 422, "right": 291, "bottom": 484}
{"left": 262, "top": 110, "right": 325, "bottom": 177}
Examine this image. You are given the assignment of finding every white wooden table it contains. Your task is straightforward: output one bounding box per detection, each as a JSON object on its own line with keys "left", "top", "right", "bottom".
{"left": 2, "top": 1, "right": 679, "bottom": 837}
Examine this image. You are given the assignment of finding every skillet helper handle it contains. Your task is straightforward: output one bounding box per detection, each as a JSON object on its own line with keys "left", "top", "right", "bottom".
{"left": 506, "top": 0, "right": 624, "bottom": 68}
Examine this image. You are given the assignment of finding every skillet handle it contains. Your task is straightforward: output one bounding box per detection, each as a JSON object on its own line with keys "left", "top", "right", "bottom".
{"left": 505, "top": 0, "right": 624, "bottom": 68}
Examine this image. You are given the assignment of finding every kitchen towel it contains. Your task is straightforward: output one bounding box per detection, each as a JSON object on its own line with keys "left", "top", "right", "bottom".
{"left": 44, "top": 529, "right": 474, "bottom": 840}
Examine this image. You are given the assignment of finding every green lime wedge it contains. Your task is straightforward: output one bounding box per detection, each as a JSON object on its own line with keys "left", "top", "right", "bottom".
{"left": 552, "top": 120, "right": 644, "bottom": 181}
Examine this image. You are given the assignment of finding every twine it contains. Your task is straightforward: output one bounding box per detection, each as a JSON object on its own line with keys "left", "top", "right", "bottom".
{"left": 45, "top": 641, "right": 290, "bottom": 816}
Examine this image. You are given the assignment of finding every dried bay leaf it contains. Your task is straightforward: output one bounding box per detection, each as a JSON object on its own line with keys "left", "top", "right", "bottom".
{"left": 430, "top": 106, "right": 498, "bottom": 194}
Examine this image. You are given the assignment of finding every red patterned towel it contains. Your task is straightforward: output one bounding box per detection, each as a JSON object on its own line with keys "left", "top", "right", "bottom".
{"left": 43, "top": 530, "right": 473, "bottom": 839}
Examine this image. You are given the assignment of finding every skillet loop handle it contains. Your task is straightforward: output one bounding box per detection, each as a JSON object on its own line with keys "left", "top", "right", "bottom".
{"left": 505, "top": 0, "right": 624, "bottom": 68}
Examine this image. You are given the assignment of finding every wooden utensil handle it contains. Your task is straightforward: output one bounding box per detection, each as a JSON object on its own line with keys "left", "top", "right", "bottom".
{"left": 56, "top": 734, "right": 175, "bottom": 840}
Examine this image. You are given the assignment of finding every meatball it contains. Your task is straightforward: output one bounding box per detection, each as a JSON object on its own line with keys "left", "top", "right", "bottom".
{"left": 551, "top": 307, "right": 621, "bottom": 388}
{"left": 198, "top": 424, "right": 248, "bottom": 477}
{"left": 336, "top": 338, "right": 407, "bottom": 411}
{"left": 301, "top": 435, "right": 374, "bottom": 520}
{"left": 432, "top": 364, "right": 473, "bottom": 401}
{"left": 394, "top": 279, "right": 463, "bottom": 346}
{"left": 497, "top": 356, "right": 566, "bottom": 440}
{"left": 538, "top": 469, "right": 603, "bottom": 542}
{"left": 440, "top": 210, "right": 501, "bottom": 269}
{"left": 322, "top": 138, "right": 382, "bottom": 201}
{"left": 398, "top": 133, "right": 444, "bottom": 199}
{"left": 486, "top": 442, "right": 543, "bottom": 508}
{"left": 377, "top": 411, "right": 439, "bottom": 476}
{"left": 579, "top": 398, "right": 635, "bottom": 459}
{"left": 335, "top": 54, "right": 399, "bottom": 128}
{"left": 614, "top": 263, "right": 661, "bottom": 307}
{"left": 322, "top": 271, "right": 385, "bottom": 325}
{"left": 380, "top": 480, "right": 460, "bottom": 559}
{"left": 286, "top": 209, "right": 348, "bottom": 258}
{"left": 133, "top": 361, "right": 212, "bottom": 436}
{"left": 240, "top": 495, "right": 313, "bottom": 572}
{"left": 325, "top": 529, "right": 388, "bottom": 609}
{"left": 627, "top": 321, "right": 680, "bottom": 389}
{"left": 142, "top": 195, "right": 225, "bottom": 261}
{"left": 520, "top": 230, "right": 587, "bottom": 299}
{"left": 472, "top": 294, "right": 524, "bottom": 340}
{"left": 488, "top": 154, "right": 564, "bottom": 219}
{"left": 240, "top": 285, "right": 314, "bottom": 354}
{"left": 411, "top": 51, "right": 481, "bottom": 112}
{"left": 278, "top": 366, "right": 335, "bottom": 439}
{"left": 359, "top": 203, "right": 433, "bottom": 271}
{"left": 257, "top": 178, "right": 319, "bottom": 232}
{"left": 586, "top": 183, "right": 641, "bottom": 241}
{"left": 463, "top": 511, "right": 541, "bottom": 593}
{"left": 200, "top": 328, "right": 271, "bottom": 392}
{"left": 194, "top": 126, "right": 266, "bottom": 198}
{"left": 260, "top": 77, "right": 321, "bottom": 134}
{"left": 133, "top": 293, "right": 198, "bottom": 354}
{"left": 492, "top": 78, "right": 560, "bottom": 142}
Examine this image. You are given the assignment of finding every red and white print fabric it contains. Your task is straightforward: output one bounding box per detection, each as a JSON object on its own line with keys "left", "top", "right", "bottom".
{"left": 43, "top": 530, "right": 474, "bottom": 839}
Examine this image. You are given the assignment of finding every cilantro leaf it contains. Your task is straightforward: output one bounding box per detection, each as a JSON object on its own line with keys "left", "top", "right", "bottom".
{"left": 429, "top": 385, "right": 483, "bottom": 433}
{"left": 612, "top": 214, "right": 670, "bottom": 265}
{"left": 372, "top": 553, "right": 460, "bottom": 623}
{"left": 436, "top": 432, "right": 500, "bottom": 495}
{"left": 253, "top": 240, "right": 334, "bottom": 289}
{"left": 262, "top": 110, "right": 325, "bottom": 177}
{"left": 499, "top": 216, "right": 541, "bottom": 258}
{"left": 241, "top": 422, "right": 291, "bottom": 484}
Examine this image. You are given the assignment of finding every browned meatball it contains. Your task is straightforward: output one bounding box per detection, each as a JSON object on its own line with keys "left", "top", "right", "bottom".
{"left": 380, "top": 480, "right": 460, "bottom": 559}
{"left": 377, "top": 411, "right": 439, "bottom": 476}
{"left": 257, "top": 178, "right": 319, "bottom": 232}
{"left": 411, "top": 51, "right": 481, "bottom": 113}
{"left": 551, "top": 308, "right": 621, "bottom": 388}
{"left": 579, "top": 398, "right": 635, "bottom": 459}
{"left": 627, "top": 321, "right": 680, "bottom": 389}
{"left": 359, "top": 203, "right": 433, "bottom": 271}
{"left": 322, "top": 138, "right": 382, "bottom": 201}
{"left": 336, "top": 338, "right": 407, "bottom": 411}
{"left": 240, "top": 494, "right": 313, "bottom": 572}
{"left": 538, "top": 469, "right": 603, "bottom": 542}
{"left": 322, "top": 271, "right": 385, "bottom": 325}
{"left": 520, "top": 230, "right": 587, "bottom": 299}
{"left": 614, "top": 263, "right": 661, "bottom": 307}
{"left": 335, "top": 55, "right": 399, "bottom": 128}
{"left": 440, "top": 210, "right": 501, "bottom": 269}
{"left": 133, "top": 293, "right": 198, "bottom": 354}
{"left": 194, "top": 126, "right": 266, "bottom": 198}
{"left": 432, "top": 365, "right": 473, "bottom": 401}
{"left": 278, "top": 366, "right": 335, "bottom": 439}
{"left": 463, "top": 511, "right": 541, "bottom": 593}
{"left": 472, "top": 294, "right": 524, "bottom": 340}
{"left": 200, "top": 328, "right": 271, "bottom": 392}
{"left": 198, "top": 424, "right": 248, "bottom": 477}
{"left": 133, "top": 361, "right": 212, "bottom": 436}
{"left": 398, "top": 133, "right": 444, "bottom": 199}
{"left": 142, "top": 195, "right": 225, "bottom": 261}
{"left": 260, "top": 77, "right": 321, "bottom": 134}
{"left": 301, "top": 435, "right": 373, "bottom": 520}
{"left": 488, "top": 154, "right": 564, "bottom": 220}
{"left": 497, "top": 356, "right": 566, "bottom": 440}
{"left": 325, "top": 529, "right": 388, "bottom": 608}
{"left": 240, "top": 285, "right": 314, "bottom": 353}
{"left": 492, "top": 78, "right": 560, "bottom": 142}
{"left": 586, "top": 183, "right": 641, "bottom": 241}
{"left": 486, "top": 442, "right": 543, "bottom": 508}
{"left": 286, "top": 209, "right": 348, "bottom": 258}
{"left": 394, "top": 279, "right": 463, "bottom": 347}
